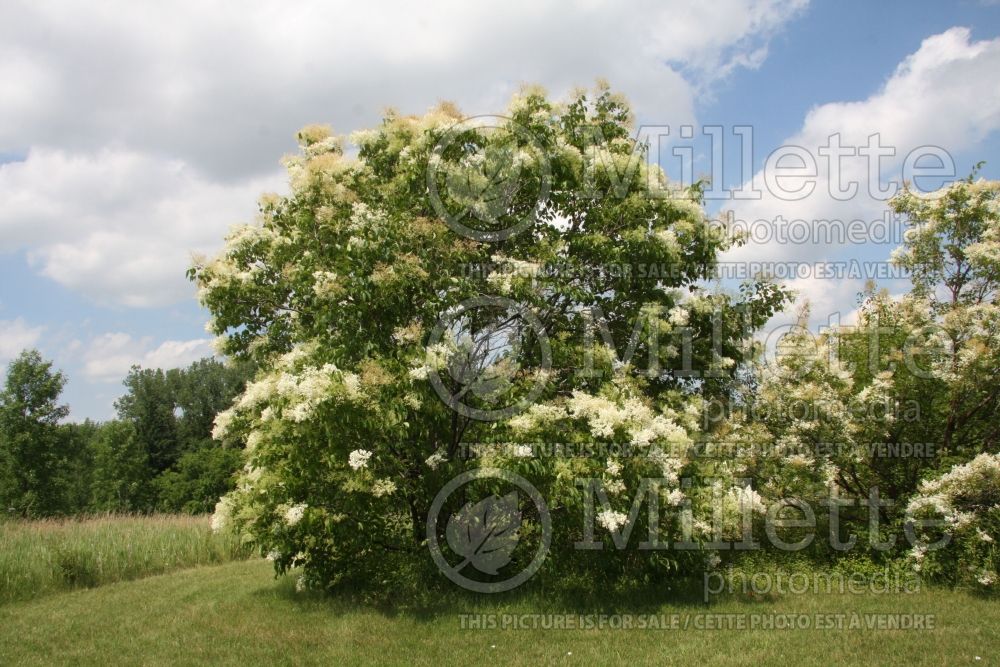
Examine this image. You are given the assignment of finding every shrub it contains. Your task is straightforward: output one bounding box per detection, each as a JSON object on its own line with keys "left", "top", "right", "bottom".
{"left": 906, "top": 453, "right": 1000, "bottom": 590}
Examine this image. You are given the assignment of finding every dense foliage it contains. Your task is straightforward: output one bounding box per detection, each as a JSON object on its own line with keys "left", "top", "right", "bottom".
{"left": 0, "top": 354, "right": 252, "bottom": 517}
{"left": 195, "top": 85, "right": 789, "bottom": 593}
{"left": 719, "top": 173, "right": 1000, "bottom": 587}
{"left": 5, "top": 86, "right": 997, "bottom": 598}
{"left": 0, "top": 350, "right": 71, "bottom": 515}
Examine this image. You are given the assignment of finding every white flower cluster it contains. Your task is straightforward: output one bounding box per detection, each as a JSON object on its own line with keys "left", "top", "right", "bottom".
{"left": 277, "top": 344, "right": 314, "bottom": 368}
{"left": 914, "top": 452, "right": 1000, "bottom": 503}
{"left": 564, "top": 391, "right": 692, "bottom": 448}
{"left": 667, "top": 306, "right": 689, "bottom": 327}
{"left": 726, "top": 485, "right": 767, "bottom": 515}
{"left": 312, "top": 271, "right": 340, "bottom": 298}
{"left": 507, "top": 403, "right": 569, "bottom": 432}
{"left": 392, "top": 321, "right": 423, "bottom": 345}
{"left": 348, "top": 449, "right": 373, "bottom": 470}
{"left": 283, "top": 364, "right": 343, "bottom": 423}
{"left": 785, "top": 453, "right": 813, "bottom": 468}
{"left": 664, "top": 488, "right": 686, "bottom": 506}
{"left": 284, "top": 503, "right": 307, "bottom": 526}
{"left": 216, "top": 354, "right": 365, "bottom": 436}
{"left": 647, "top": 447, "right": 687, "bottom": 485}
{"left": 908, "top": 543, "right": 927, "bottom": 571}
{"left": 303, "top": 135, "right": 341, "bottom": 158}
{"left": 225, "top": 222, "right": 270, "bottom": 249}
{"left": 509, "top": 444, "right": 534, "bottom": 458}
{"left": 371, "top": 479, "right": 397, "bottom": 497}
{"left": 245, "top": 430, "right": 264, "bottom": 452}
{"left": 904, "top": 454, "right": 1000, "bottom": 585}
{"left": 907, "top": 453, "right": 1000, "bottom": 531}
{"left": 193, "top": 227, "right": 282, "bottom": 304}
{"left": 596, "top": 509, "right": 629, "bottom": 532}
{"left": 408, "top": 342, "right": 453, "bottom": 380}
{"left": 348, "top": 128, "right": 379, "bottom": 147}
{"left": 604, "top": 458, "right": 625, "bottom": 495}
{"left": 211, "top": 408, "right": 236, "bottom": 441}
{"left": 906, "top": 494, "right": 952, "bottom": 521}
{"left": 855, "top": 371, "right": 895, "bottom": 413}
{"left": 425, "top": 451, "right": 447, "bottom": 470}
{"left": 210, "top": 496, "right": 234, "bottom": 533}
{"left": 342, "top": 373, "right": 361, "bottom": 399}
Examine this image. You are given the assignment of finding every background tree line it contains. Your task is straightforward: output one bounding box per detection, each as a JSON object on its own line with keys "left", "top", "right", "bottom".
{"left": 0, "top": 350, "right": 253, "bottom": 517}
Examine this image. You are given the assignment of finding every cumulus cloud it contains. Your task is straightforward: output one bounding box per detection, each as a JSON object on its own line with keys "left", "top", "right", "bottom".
{"left": 729, "top": 27, "right": 1000, "bottom": 263}
{"left": 0, "top": 0, "right": 806, "bottom": 307}
{"left": 724, "top": 27, "right": 1000, "bottom": 324}
{"left": 82, "top": 332, "right": 213, "bottom": 383}
{"left": 0, "top": 317, "right": 45, "bottom": 361}
{"left": 0, "top": 0, "right": 806, "bottom": 178}
{"left": 0, "top": 149, "right": 281, "bottom": 306}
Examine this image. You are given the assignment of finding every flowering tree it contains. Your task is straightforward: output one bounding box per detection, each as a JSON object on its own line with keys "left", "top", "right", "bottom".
{"left": 720, "top": 173, "right": 1000, "bottom": 570}
{"left": 906, "top": 453, "right": 1000, "bottom": 588}
{"left": 889, "top": 172, "right": 1000, "bottom": 458}
{"left": 195, "top": 85, "right": 786, "bottom": 593}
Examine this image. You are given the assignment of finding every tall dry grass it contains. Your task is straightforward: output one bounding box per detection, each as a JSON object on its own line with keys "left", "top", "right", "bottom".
{"left": 0, "top": 514, "right": 251, "bottom": 603}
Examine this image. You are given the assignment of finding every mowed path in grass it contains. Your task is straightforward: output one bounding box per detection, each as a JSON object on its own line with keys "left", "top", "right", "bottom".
{"left": 0, "top": 559, "right": 997, "bottom": 666}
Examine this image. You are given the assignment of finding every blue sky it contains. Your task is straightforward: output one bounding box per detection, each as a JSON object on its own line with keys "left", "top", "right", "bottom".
{"left": 1, "top": 0, "right": 999, "bottom": 421}
{"left": 701, "top": 0, "right": 1000, "bottom": 184}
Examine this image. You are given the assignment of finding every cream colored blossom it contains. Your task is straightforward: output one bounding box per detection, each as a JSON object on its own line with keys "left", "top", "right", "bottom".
{"left": 372, "top": 479, "right": 397, "bottom": 497}
{"left": 212, "top": 407, "right": 236, "bottom": 441}
{"left": 210, "top": 496, "right": 234, "bottom": 533}
{"left": 668, "top": 306, "right": 689, "bottom": 327}
{"left": 312, "top": 271, "right": 340, "bottom": 298}
{"left": 596, "top": 509, "right": 629, "bottom": 532}
{"left": 285, "top": 503, "right": 307, "bottom": 526}
{"left": 348, "top": 449, "right": 372, "bottom": 470}
{"left": 425, "top": 452, "right": 447, "bottom": 470}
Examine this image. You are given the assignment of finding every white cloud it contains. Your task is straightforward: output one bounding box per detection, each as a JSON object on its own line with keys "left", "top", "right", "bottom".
{"left": 0, "top": 1, "right": 807, "bottom": 176}
{"left": 0, "top": 149, "right": 282, "bottom": 306}
{"left": 82, "top": 332, "right": 213, "bottom": 383}
{"left": 0, "top": 0, "right": 806, "bottom": 308}
{"left": 0, "top": 1, "right": 807, "bottom": 307}
{"left": 0, "top": 318, "right": 45, "bottom": 361}
{"left": 730, "top": 27, "right": 1000, "bottom": 262}
{"left": 725, "top": 27, "right": 1000, "bottom": 327}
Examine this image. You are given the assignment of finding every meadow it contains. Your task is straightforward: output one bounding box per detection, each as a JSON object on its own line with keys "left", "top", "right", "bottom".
{"left": 0, "top": 558, "right": 997, "bottom": 665}
{"left": 0, "top": 515, "right": 996, "bottom": 665}
{"left": 0, "top": 514, "right": 249, "bottom": 603}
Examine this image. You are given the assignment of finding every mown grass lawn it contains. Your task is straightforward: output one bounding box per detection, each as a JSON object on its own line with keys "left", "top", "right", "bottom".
{"left": 0, "top": 559, "right": 997, "bottom": 666}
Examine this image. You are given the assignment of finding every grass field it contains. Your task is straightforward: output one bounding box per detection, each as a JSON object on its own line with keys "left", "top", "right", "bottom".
{"left": 0, "top": 558, "right": 996, "bottom": 666}
{"left": 0, "top": 514, "right": 249, "bottom": 603}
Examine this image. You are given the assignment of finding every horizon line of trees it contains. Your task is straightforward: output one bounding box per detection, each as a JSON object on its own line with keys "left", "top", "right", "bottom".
{"left": 0, "top": 349, "right": 253, "bottom": 518}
